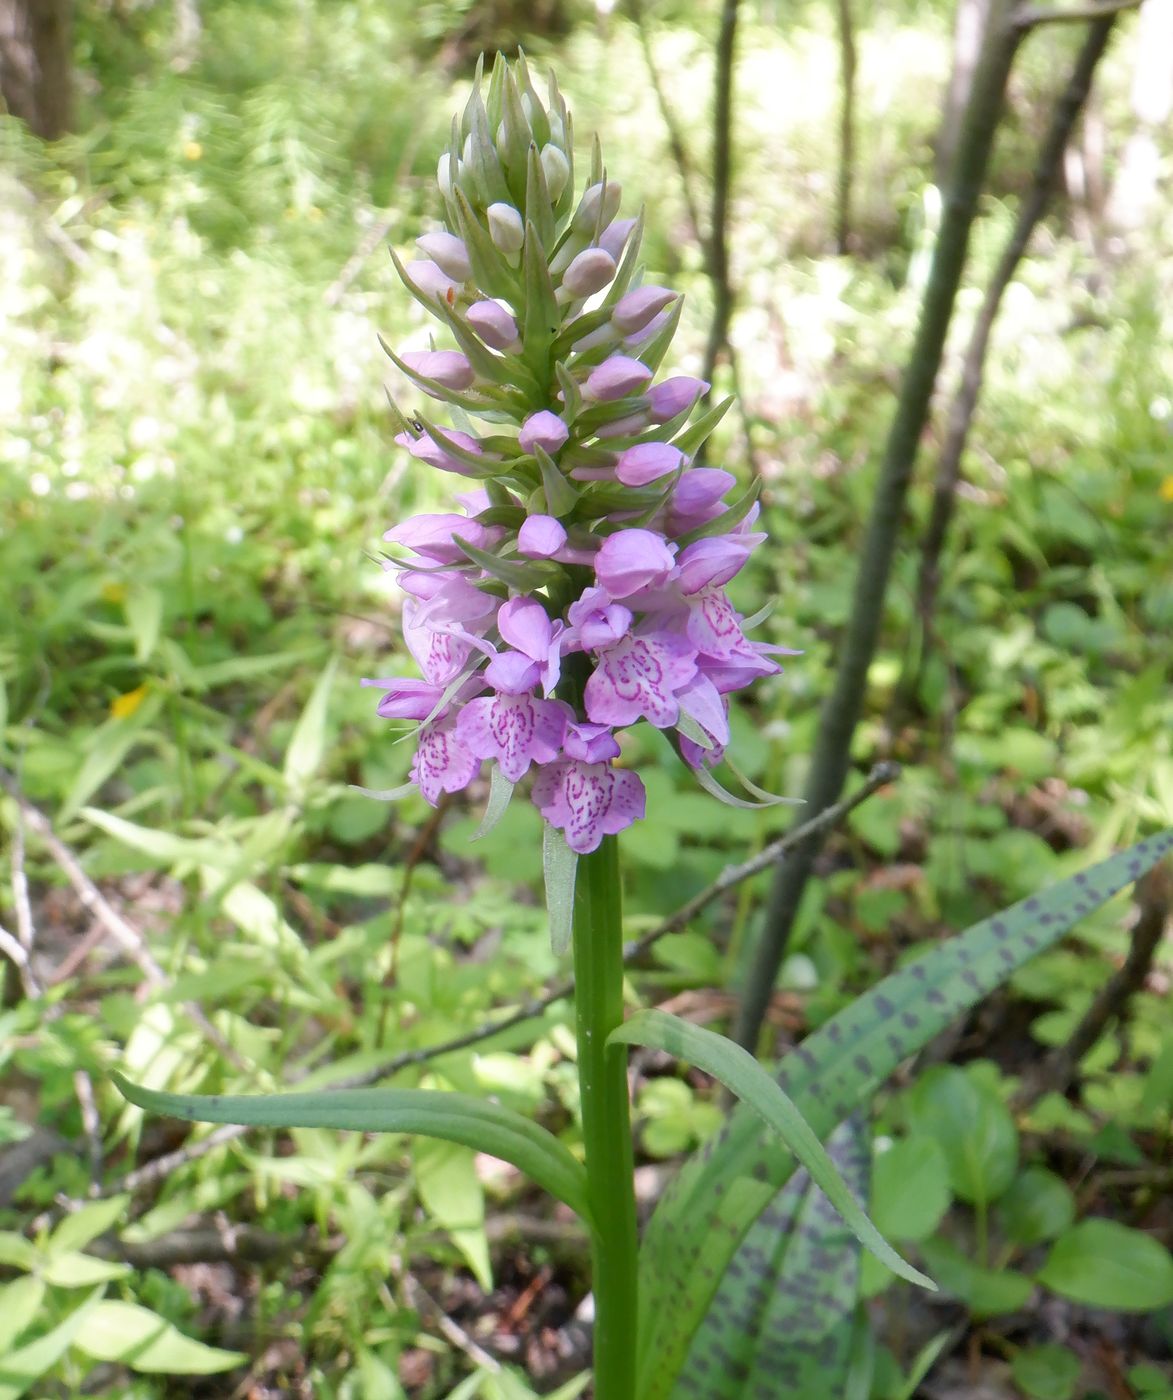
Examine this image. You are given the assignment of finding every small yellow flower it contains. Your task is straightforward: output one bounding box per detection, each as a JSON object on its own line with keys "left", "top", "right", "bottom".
{"left": 1160, "top": 476, "right": 1173, "bottom": 503}
{"left": 110, "top": 685, "right": 148, "bottom": 720}
{"left": 183, "top": 140, "right": 203, "bottom": 161}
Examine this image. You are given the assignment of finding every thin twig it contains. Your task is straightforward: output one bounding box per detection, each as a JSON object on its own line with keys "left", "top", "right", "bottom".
{"left": 73, "top": 1070, "right": 104, "bottom": 1181}
{"left": 1014, "top": 865, "right": 1171, "bottom": 1109}
{"left": 0, "top": 919, "right": 43, "bottom": 998}
{"left": 908, "top": 11, "right": 1122, "bottom": 698}
{"left": 401, "top": 1271, "right": 502, "bottom": 1372}
{"left": 735, "top": 0, "right": 1025, "bottom": 1051}
{"left": 1013, "top": 0, "right": 1139, "bottom": 28}
{"left": 702, "top": 0, "right": 742, "bottom": 389}
{"left": 9, "top": 800, "right": 35, "bottom": 954}
{"left": 0, "top": 770, "right": 248, "bottom": 1069}
{"left": 628, "top": 0, "right": 706, "bottom": 248}
{"left": 84, "top": 763, "right": 897, "bottom": 1201}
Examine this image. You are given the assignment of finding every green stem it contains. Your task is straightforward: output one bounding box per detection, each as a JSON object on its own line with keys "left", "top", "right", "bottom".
{"left": 573, "top": 836, "right": 639, "bottom": 1398}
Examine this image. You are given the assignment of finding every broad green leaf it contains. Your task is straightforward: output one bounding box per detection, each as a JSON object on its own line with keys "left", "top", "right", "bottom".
{"left": 80, "top": 808, "right": 232, "bottom": 869}
{"left": 543, "top": 821, "right": 577, "bottom": 957}
{"left": 907, "top": 1065, "right": 1018, "bottom": 1206}
{"left": 284, "top": 655, "right": 337, "bottom": 801}
{"left": 0, "top": 1277, "right": 45, "bottom": 1355}
{"left": 996, "top": 1167, "right": 1075, "bottom": 1247}
{"left": 41, "top": 1252, "right": 131, "bottom": 1287}
{"left": 113, "top": 1074, "right": 591, "bottom": 1224}
{"left": 1037, "top": 1219, "right": 1173, "bottom": 1311}
{"left": 0, "top": 1289, "right": 102, "bottom": 1400}
{"left": 609, "top": 1010, "right": 931, "bottom": 1288}
{"left": 635, "top": 830, "right": 1173, "bottom": 1399}
{"left": 72, "top": 1299, "right": 246, "bottom": 1373}
{"left": 61, "top": 691, "right": 164, "bottom": 822}
{"left": 872, "top": 1136, "right": 952, "bottom": 1242}
{"left": 918, "top": 1239, "right": 1032, "bottom": 1317}
{"left": 1012, "top": 1343, "right": 1082, "bottom": 1400}
{"left": 676, "top": 1118, "right": 869, "bottom": 1397}
{"left": 124, "top": 586, "right": 163, "bottom": 663}
{"left": 0, "top": 1233, "right": 37, "bottom": 1270}
{"left": 413, "top": 1139, "right": 491, "bottom": 1291}
{"left": 49, "top": 1194, "right": 130, "bottom": 1255}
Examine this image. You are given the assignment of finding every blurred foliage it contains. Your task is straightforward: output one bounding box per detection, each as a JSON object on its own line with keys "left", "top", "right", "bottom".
{"left": 1, "top": 0, "right": 1171, "bottom": 1394}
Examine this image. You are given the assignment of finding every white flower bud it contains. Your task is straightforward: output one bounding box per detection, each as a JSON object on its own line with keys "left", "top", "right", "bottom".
{"left": 561, "top": 247, "right": 617, "bottom": 298}
{"left": 416, "top": 231, "right": 471, "bottom": 283}
{"left": 540, "top": 143, "right": 570, "bottom": 201}
{"left": 487, "top": 202, "right": 525, "bottom": 257}
{"left": 574, "top": 180, "right": 622, "bottom": 234}
{"left": 437, "top": 152, "right": 455, "bottom": 201}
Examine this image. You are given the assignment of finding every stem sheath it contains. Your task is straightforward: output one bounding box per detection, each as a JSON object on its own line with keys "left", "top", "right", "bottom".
{"left": 573, "top": 836, "right": 639, "bottom": 1397}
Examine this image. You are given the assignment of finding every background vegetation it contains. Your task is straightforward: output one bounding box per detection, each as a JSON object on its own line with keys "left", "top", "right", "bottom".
{"left": 1, "top": 0, "right": 1171, "bottom": 1395}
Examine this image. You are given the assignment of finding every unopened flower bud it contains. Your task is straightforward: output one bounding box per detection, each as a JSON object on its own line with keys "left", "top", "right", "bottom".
{"left": 612, "top": 286, "right": 677, "bottom": 335}
{"left": 518, "top": 514, "right": 568, "bottom": 558}
{"left": 648, "top": 375, "right": 709, "bottom": 422}
{"left": 594, "top": 528, "right": 675, "bottom": 599}
{"left": 467, "top": 298, "right": 520, "bottom": 351}
{"left": 595, "top": 409, "right": 653, "bottom": 439}
{"left": 562, "top": 247, "right": 617, "bottom": 299}
{"left": 401, "top": 350, "right": 476, "bottom": 391}
{"left": 540, "top": 143, "right": 570, "bottom": 201}
{"left": 416, "top": 232, "right": 472, "bottom": 283}
{"left": 615, "top": 442, "right": 684, "bottom": 487}
{"left": 437, "top": 152, "right": 456, "bottom": 201}
{"left": 599, "top": 217, "right": 637, "bottom": 261}
{"left": 487, "top": 202, "right": 525, "bottom": 257}
{"left": 574, "top": 180, "right": 622, "bottom": 234}
{"left": 405, "top": 259, "right": 461, "bottom": 303}
{"left": 395, "top": 427, "right": 484, "bottom": 477}
{"left": 585, "top": 355, "right": 653, "bottom": 402}
{"left": 519, "top": 411, "right": 570, "bottom": 455}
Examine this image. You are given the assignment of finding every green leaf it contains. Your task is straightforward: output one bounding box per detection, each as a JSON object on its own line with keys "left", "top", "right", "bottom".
{"left": 284, "top": 657, "right": 337, "bottom": 802}
{"left": 0, "top": 1290, "right": 103, "bottom": 1400}
{"left": 907, "top": 1065, "right": 1018, "bottom": 1207}
{"left": 1037, "top": 1220, "right": 1173, "bottom": 1311}
{"left": 918, "top": 1239, "right": 1032, "bottom": 1317}
{"left": 124, "top": 586, "right": 163, "bottom": 663}
{"left": 61, "top": 692, "right": 164, "bottom": 822}
{"left": 0, "top": 1233, "right": 37, "bottom": 1271}
{"left": 41, "top": 1252, "right": 131, "bottom": 1287}
{"left": 543, "top": 821, "right": 577, "bottom": 957}
{"left": 454, "top": 535, "right": 553, "bottom": 591}
{"left": 413, "top": 1139, "right": 491, "bottom": 1290}
{"left": 112, "top": 1073, "right": 591, "bottom": 1225}
{"left": 608, "top": 1010, "right": 931, "bottom": 1288}
{"left": 678, "top": 1118, "right": 870, "bottom": 1396}
{"left": 534, "top": 443, "right": 579, "bottom": 517}
{"left": 1011, "top": 1343, "right": 1082, "bottom": 1400}
{"left": 872, "top": 1136, "right": 952, "bottom": 1242}
{"left": 634, "top": 830, "right": 1173, "bottom": 1399}
{"left": 0, "top": 1277, "right": 45, "bottom": 1356}
{"left": 521, "top": 218, "right": 561, "bottom": 377}
{"left": 80, "top": 808, "right": 231, "bottom": 869}
{"left": 996, "top": 1167, "right": 1075, "bottom": 1247}
{"left": 48, "top": 1194, "right": 131, "bottom": 1255}
{"left": 72, "top": 1300, "right": 246, "bottom": 1373}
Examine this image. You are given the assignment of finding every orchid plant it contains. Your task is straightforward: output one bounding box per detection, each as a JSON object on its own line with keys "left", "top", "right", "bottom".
{"left": 115, "top": 56, "right": 1173, "bottom": 1399}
